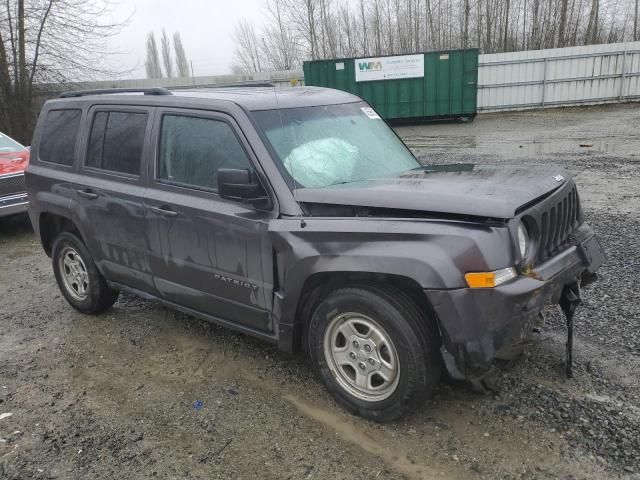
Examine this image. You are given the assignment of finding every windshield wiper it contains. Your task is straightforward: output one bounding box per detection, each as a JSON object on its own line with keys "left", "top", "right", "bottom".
{"left": 410, "top": 163, "right": 475, "bottom": 173}
{"left": 325, "top": 180, "right": 357, "bottom": 187}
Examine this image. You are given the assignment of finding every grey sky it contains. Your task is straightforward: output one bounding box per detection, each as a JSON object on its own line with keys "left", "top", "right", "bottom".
{"left": 109, "top": 0, "right": 264, "bottom": 79}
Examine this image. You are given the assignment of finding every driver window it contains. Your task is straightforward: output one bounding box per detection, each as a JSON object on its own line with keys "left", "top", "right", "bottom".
{"left": 158, "top": 114, "right": 251, "bottom": 191}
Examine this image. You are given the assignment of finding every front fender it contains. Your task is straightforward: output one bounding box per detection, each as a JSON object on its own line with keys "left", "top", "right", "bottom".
{"left": 268, "top": 217, "right": 513, "bottom": 346}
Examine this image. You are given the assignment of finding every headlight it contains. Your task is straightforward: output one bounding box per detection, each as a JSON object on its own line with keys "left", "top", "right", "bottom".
{"left": 517, "top": 221, "right": 530, "bottom": 259}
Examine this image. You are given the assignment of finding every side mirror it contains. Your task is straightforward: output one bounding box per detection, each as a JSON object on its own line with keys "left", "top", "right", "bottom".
{"left": 218, "top": 168, "right": 271, "bottom": 209}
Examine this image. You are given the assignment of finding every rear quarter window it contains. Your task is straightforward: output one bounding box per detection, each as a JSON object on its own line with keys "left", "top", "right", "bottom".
{"left": 38, "top": 109, "right": 82, "bottom": 165}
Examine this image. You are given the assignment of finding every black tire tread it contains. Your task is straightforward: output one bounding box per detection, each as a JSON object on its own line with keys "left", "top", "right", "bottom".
{"left": 359, "top": 283, "right": 441, "bottom": 376}
{"left": 52, "top": 232, "right": 119, "bottom": 314}
{"left": 343, "top": 284, "right": 442, "bottom": 406}
{"left": 308, "top": 283, "right": 441, "bottom": 421}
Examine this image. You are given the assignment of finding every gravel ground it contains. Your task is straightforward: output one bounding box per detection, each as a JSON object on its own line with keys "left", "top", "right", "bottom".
{"left": 1, "top": 103, "right": 639, "bottom": 479}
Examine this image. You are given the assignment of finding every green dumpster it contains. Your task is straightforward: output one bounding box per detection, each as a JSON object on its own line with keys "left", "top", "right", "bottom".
{"left": 303, "top": 49, "right": 478, "bottom": 123}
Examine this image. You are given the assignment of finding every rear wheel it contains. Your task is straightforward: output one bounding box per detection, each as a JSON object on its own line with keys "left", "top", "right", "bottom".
{"left": 308, "top": 285, "right": 441, "bottom": 421}
{"left": 52, "top": 232, "right": 119, "bottom": 314}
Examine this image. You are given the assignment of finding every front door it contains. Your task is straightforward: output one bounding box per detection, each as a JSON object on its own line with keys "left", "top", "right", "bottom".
{"left": 143, "top": 109, "right": 275, "bottom": 332}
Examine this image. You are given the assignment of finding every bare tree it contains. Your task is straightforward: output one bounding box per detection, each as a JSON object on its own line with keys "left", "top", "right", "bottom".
{"left": 0, "top": 0, "right": 129, "bottom": 143}
{"left": 485, "top": 0, "right": 494, "bottom": 51}
{"left": 160, "top": 28, "right": 173, "bottom": 78}
{"left": 359, "top": 0, "right": 369, "bottom": 55}
{"left": 557, "top": 0, "right": 569, "bottom": 46}
{"left": 261, "top": 0, "right": 299, "bottom": 70}
{"left": 173, "top": 32, "right": 190, "bottom": 78}
{"left": 320, "top": 0, "right": 338, "bottom": 58}
{"left": 340, "top": 2, "right": 357, "bottom": 57}
{"left": 503, "top": 0, "right": 511, "bottom": 51}
{"left": 283, "top": 0, "right": 319, "bottom": 60}
{"left": 569, "top": 0, "right": 584, "bottom": 45}
{"left": 463, "top": 0, "right": 470, "bottom": 47}
{"left": 145, "top": 32, "right": 162, "bottom": 79}
{"left": 232, "top": 19, "right": 264, "bottom": 73}
{"left": 586, "top": 0, "right": 600, "bottom": 44}
{"left": 231, "top": 0, "right": 640, "bottom": 74}
{"left": 635, "top": 0, "right": 639, "bottom": 40}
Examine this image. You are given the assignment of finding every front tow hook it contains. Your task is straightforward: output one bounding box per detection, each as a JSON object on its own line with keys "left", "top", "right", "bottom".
{"left": 559, "top": 282, "right": 581, "bottom": 379}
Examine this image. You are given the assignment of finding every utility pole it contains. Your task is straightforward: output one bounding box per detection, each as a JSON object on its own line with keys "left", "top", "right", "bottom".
{"left": 190, "top": 60, "right": 195, "bottom": 86}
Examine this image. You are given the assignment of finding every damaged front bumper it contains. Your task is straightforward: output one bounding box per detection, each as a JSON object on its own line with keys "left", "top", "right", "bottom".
{"left": 425, "top": 223, "right": 606, "bottom": 380}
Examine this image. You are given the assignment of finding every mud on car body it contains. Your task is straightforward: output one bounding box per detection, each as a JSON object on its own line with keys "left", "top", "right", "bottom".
{"left": 25, "top": 86, "right": 605, "bottom": 421}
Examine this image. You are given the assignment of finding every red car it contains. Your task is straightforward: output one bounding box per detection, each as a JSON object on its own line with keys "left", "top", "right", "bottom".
{"left": 0, "top": 131, "right": 30, "bottom": 217}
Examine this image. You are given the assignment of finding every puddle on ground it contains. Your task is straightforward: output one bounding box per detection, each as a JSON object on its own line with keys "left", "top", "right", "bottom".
{"left": 402, "top": 135, "right": 633, "bottom": 157}
{"left": 402, "top": 135, "right": 478, "bottom": 150}
{"left": 284, "top": 394, "right": 454, "bottom": 480}
{"left": 490, "top": 139, "right": 625, "bottom": 157}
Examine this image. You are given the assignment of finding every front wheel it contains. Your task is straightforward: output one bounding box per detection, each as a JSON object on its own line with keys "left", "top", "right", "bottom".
{"left": 308, "top": 285, "right": 441, "bottom": 421}
{"left": 51, "top": 232, "right": 119, "bottom": 314}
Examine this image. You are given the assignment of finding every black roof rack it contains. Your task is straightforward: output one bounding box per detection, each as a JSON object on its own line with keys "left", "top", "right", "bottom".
{"left": 59, "top": 87, "right": 173, "bottom": 98}
{"left": 211, "top": 81, "right": 275, "bottom": 88}
{"left": 173, "top": 81, "right": 276, "bottom": 90}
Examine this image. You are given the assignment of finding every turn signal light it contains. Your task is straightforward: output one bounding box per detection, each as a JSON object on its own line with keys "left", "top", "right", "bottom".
{"left": 465, "top": 268, "right": 517, "bottom": 288}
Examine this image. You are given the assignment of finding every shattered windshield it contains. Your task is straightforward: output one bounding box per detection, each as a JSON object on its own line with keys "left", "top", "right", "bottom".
{"left": 252, "top": 102, "right": 419, "bottom": 188}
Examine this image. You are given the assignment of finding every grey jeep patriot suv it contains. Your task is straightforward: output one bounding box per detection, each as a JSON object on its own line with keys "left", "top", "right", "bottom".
{"left": 26, "top": 86, "right": 605, "bottom": 421}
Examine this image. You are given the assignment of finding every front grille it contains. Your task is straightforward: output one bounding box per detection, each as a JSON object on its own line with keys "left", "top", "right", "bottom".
{"left": 0, "top": 173, "right": 26, "bottom": 197}
{"left": 537, "top": 185, "right": 581, "bottom": 261}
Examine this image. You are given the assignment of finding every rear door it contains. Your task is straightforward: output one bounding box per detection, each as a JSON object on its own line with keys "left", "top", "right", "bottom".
{"left": 143, "top": 108, "right": 275, "bottom": 332}
{"left": 74, "top": 106, "right": 156, "bottom": 292}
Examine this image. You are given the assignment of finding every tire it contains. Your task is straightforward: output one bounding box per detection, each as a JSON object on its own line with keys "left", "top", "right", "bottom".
{"left": 308, "top": 285, "right": 441, "bottom": 422}
{"left": 51, "top": 231, "right": 119, "bottom": 314}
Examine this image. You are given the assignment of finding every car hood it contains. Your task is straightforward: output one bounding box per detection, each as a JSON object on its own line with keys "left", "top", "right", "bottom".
{"left": 293, "top": 164, "right": 570, "bottom": 219}
{"left": 0, "top": 150, "right": 29, "bottom": 176}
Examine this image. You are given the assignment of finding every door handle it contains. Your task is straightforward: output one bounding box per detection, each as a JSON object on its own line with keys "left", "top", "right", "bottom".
{"left": 149, "top": 205, "right": 179, "bottom": 217}
{"left": 77, "top": 188, "right": 98, "bottom": 199}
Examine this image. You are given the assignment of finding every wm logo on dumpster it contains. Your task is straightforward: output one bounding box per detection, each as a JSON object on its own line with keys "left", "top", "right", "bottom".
{"left": 358, "top": 61, "right": 382, "bottom": 71}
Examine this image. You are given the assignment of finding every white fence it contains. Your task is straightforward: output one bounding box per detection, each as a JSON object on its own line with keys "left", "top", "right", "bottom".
{"left": 477, "top": 41, "right": 640, "bottom": 111}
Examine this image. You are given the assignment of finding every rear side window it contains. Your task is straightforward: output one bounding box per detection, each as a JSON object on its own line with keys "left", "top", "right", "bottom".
{"left": 158, "top": 115, "right": 251, "bottom": 191}
{"left": 39, "top": 109, "right": 82, "bottom": 165}
{"left": 87, "top": 111, "right": 147, "bottom": 175}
